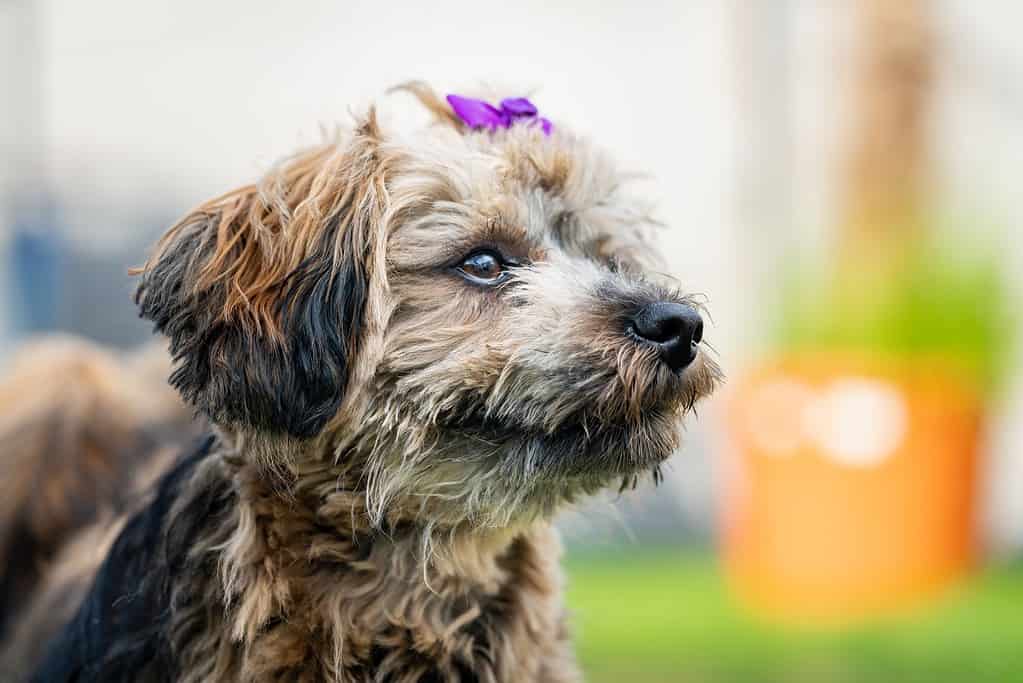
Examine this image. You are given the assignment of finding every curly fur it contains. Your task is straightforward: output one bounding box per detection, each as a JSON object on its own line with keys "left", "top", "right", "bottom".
{"left": 16, "top": 82, "right": 721, "bottom": 682}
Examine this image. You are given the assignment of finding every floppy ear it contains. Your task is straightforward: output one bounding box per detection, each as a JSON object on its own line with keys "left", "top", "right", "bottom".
{"left": 136, "top": 117, "right": 386, "bottom": 438}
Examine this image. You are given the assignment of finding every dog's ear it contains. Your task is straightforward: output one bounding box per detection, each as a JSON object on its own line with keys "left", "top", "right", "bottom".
{"left": 136, "top": 115, "right": 387, "bottom": 438}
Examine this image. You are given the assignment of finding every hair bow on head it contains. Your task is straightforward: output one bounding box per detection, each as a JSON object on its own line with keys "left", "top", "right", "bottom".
{"left": 446, "top": 94, "right": 553, "bottom": 135}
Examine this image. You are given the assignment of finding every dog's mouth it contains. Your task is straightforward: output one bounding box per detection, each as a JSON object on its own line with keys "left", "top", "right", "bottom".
{"left": 427, "top": 350, "right": 721, "bottom": 481}
{"left": 440, "top": 402, "right": 689, "bottom": 480}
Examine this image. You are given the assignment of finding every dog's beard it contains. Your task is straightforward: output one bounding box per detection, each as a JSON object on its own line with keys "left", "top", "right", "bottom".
{"left": 444, "top": 408, "right": 683, "bottom": 492}
{"left": 360, "top": 349, "right": 720, "bottom": 530}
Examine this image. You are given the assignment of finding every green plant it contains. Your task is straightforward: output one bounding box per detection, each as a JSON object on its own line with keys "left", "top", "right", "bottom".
{"left": 774, "top": 230, "right": 1014, "bottom": 393}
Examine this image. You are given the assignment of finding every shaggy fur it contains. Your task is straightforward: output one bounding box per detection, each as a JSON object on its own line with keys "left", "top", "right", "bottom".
{"left": 19, "top": 83, "right": 720, "bottom": 682}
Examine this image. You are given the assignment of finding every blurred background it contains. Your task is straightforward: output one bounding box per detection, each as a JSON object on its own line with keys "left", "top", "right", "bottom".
{"left": 2, "top": 0, "right": 1022, "bottom": 681}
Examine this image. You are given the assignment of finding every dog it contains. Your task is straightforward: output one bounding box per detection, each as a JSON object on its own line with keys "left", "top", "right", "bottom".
{"left": 20, "top": 83, "right": 720, "bottom": 682}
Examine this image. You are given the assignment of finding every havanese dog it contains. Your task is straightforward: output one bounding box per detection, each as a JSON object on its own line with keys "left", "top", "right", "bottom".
{"left": 12, "top": 83, "right": 720, "bottom": 682}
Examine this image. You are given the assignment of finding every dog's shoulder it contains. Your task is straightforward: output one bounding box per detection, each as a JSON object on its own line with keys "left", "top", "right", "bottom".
{"left": 30, "top": 434, "right": 229, "bottom": 683}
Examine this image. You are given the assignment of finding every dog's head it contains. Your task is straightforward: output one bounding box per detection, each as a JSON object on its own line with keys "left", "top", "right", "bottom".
{"left": 137, "top": 84, "right": 721, "bottom": 528}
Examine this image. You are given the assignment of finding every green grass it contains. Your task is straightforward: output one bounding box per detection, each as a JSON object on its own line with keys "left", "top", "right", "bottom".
{"left": 564, "top": 548, "right": 1023, "bottom": 683}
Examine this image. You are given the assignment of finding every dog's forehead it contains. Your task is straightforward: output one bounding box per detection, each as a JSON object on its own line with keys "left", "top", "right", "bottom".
{"left": 391, "top": 125, "right": 663, "bottom": 269}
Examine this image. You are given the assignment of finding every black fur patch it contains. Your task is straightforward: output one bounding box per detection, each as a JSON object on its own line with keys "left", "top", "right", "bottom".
{"left": 30, "top": 435, "right": 231, "bottom": 683}
{"left": 135, "top": 214, "right": 367, "bottom": 439}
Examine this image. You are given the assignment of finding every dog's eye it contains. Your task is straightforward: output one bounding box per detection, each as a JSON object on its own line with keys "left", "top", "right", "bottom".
{"left": 456, "top": 250, "right": 507, "bottom": 285}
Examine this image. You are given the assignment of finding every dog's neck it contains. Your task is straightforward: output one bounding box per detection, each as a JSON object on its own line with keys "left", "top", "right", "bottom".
{"left": 179, "top": 436, "right": 578, "bottom": 681}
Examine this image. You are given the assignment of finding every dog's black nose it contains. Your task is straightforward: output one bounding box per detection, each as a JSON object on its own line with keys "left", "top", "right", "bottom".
{"left": 629, "top": 302, "right": 703, "bottom": 371}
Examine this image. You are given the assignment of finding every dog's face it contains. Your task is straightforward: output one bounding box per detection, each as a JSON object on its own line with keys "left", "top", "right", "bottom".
{"left": 137, "top": 87, "right": 720, "bottom": 528}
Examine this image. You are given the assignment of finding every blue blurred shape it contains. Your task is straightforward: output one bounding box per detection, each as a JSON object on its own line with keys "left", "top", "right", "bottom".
{"left": 8, "top": 217, "right": 65, "bottom": 335}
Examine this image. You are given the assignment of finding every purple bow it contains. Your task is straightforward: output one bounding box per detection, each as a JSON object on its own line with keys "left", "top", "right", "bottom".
{"left": 446, "top": 94, "right": 553, "bottom": 135}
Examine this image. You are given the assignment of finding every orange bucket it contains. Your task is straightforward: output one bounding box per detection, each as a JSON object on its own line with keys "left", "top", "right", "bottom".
{"left": 722, "top": 353, "right": 984, "bottom": 621}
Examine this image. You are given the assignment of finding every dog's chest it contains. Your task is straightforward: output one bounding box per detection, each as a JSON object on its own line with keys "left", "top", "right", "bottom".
{"left": 175, "top": 528, "right": 580, "bottom": 682}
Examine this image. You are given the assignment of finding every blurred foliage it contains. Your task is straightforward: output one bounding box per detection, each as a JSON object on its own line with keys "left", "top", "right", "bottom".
{"left": 773, "top": 229, "right": 1015, "bottom": 393}
{"left": 566, "top": 548, "right": 1023, "bottom": 683}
